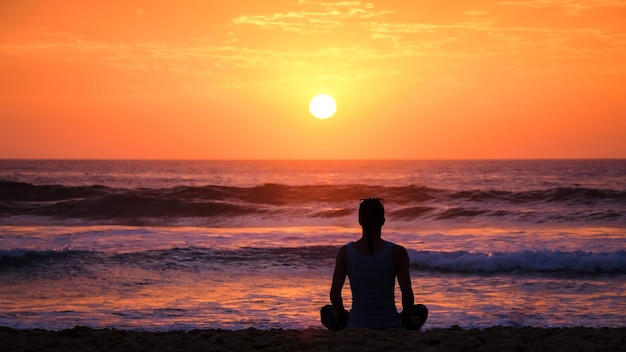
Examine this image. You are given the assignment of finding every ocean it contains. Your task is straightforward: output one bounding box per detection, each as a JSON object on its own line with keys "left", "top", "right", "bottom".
{"left": 0, "top": 159, "right": 625, "bottom": 331}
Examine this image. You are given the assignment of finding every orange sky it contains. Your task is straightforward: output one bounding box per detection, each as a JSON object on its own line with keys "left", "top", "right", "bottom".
{"left": 1, "top": 0, "right": 625, "bottom": 159}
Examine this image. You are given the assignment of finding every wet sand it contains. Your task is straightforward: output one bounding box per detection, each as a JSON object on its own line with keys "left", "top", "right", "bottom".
{"left": 1, "top": 326, "right": 624, "bottom": 351}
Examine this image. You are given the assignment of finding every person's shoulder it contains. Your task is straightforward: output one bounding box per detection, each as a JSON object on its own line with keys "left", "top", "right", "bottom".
{"left": 341, "top": 241, "right": 356, "bottom": 251}
{"left": 391, "top": 243, "right": 409, "bottom": 256}
{"left": 335, "top": 244, "right": 349, "bottom": 265}
{"left": 388, "top": 241, "right": 405, "bottom": 250}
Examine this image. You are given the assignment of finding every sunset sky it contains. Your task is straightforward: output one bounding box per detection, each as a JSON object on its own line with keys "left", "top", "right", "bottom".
{"left": 1, "top": 0, "right": 625, "bottom": 159}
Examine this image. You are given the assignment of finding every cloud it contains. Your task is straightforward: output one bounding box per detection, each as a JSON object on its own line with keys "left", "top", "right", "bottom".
{"left": 233, "top": 1, "right": 393, "bottom": 34}
{"left": 499, "top": 0, "right": 626, "bottom": 16}
{"left": 2, "top": 0, "right": 623, "bottom": 94}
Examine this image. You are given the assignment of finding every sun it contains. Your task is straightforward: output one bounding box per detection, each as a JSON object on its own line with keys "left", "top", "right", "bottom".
{"left": 309, "top": 94, "right": 336, "bottom": 119}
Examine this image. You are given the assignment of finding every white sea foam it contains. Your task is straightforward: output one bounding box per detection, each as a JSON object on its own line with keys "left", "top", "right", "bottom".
{"left": 409, "top": 249, "right": 626, "bottom": 274}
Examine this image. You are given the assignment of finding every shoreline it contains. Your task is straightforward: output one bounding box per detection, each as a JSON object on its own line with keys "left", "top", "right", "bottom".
{"left": 2, "top": 326, "right": 624, "bottom": 351}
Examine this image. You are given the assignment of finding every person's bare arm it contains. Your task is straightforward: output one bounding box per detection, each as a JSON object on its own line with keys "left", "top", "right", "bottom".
{"left": 394, "top": 244, "right": 414, "bottom": 312}
{"left": 330, "top": 245, "right": 348, "bottom": 312}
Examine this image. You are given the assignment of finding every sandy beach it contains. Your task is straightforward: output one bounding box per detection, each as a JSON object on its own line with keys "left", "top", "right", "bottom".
{"left": 1, "top": 326, "right": 624, "bottom": 352}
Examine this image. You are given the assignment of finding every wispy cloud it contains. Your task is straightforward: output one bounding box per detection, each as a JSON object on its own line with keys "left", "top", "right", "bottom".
{"left": 233, "top": 1, "right": 393, "bottom": 33}
{"left": 1, "top": 0, "right": 623, "bottom": 93}
{"left": 499, "top": 0, "right": 626, "bottom": 16}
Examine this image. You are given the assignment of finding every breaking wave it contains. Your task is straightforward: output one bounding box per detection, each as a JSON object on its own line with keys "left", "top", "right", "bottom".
{"left": 2, "top": 246, "right": 624, "bottom": 276}
{"left": 409, "top": 249, "right": 626, "bottom": 274}
{"left": 1, "top": 181, "right": 625, "bottom": 225}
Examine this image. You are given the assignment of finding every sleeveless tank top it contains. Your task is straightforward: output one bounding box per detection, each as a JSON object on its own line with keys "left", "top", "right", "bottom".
{"left": 346, "top": 241, "right": 401, "bottom": 328}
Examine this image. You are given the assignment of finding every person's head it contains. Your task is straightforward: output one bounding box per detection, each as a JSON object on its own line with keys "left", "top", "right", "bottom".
{"left": 358, "top": 198, "right": 385, "bottom": 232}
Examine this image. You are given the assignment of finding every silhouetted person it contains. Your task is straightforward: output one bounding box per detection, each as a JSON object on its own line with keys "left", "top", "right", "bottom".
{"left": 321, "top": 198, "right": 427, "bottom": 330}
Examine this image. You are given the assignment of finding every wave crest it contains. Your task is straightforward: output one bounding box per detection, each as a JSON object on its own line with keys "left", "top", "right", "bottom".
{"left": 1, "top": 181, "right": 624, "bottom": 225}
{"left": 409, "top": 250, "right": 626, "bottom": 274}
